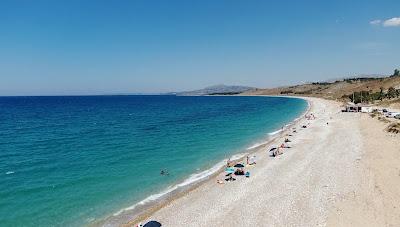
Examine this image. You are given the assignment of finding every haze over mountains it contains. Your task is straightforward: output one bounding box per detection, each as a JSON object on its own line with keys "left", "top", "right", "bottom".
{"left": 174, "top": 84, "right": 256, "bottom": 96}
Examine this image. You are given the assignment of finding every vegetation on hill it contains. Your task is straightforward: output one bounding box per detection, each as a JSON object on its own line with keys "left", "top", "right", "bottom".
{"left": 345, "top": 69, "right": 400, "bottom": 103}
{"left": 244, "top": 68, "right": 400, "bottom": 105}
{"left": 346, "top": 86, "right": 400, "bottom": 104}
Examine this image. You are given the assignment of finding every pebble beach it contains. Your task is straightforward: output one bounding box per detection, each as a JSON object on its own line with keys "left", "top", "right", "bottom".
{"left": 129, "top": 97, "right": 400, "bottom": 227}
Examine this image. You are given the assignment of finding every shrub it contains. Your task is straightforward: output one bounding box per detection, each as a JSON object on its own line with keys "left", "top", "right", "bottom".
{"left": 386, "top": 123, "right": 400, "bottom": 134}
{"left": 280, "top": 90, "right": 294, "bottom": 94}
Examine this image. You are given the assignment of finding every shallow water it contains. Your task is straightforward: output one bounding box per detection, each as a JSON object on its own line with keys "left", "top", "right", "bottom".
{"left": 0, "top": 95, "right": 306, "bottom": 226}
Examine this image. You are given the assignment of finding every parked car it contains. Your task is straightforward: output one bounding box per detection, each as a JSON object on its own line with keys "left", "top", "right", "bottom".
{"left": 395, "top": 114, "right": 400, "bottom": 120}
{"left": 386, "top": 112, "right": 400, "bottom": 118}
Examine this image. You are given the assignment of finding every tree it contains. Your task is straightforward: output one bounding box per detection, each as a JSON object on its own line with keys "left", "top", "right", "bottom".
{"left": 349, "top": 90, "right": 371, "bottom": 103}
{"left": 387, "top": 87, "right": 396, "bottom": 99}
{"left": 394, "top": 69, "right": 400, "bottom": 77}
{"left": 379, "top": 87, "right": 385, "bottom": 100}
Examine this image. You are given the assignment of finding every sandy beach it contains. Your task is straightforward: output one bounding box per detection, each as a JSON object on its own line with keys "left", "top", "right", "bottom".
{"left": 327, "top": 112, "right": 400, "bottom": 226}
{"left": 128, "top": 97, "right": 399, "bottom": 227}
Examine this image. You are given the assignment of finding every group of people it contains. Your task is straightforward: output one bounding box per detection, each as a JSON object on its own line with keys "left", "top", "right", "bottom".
{"left": 270, "top": 131, "right": 294, "bottom": 157}
{"left": 271, "top": 113, "right": 317, "bottom": 157}
{"left": 219, "top": 113, "right": 316, "bottom": 183}
{"left": 226, "top": 155, "right": 256, "bottom": 168}
{"left": 219, "top": 156, "right": 254, "bottom": 184}
{"left": 305, "top": 113, "right": 316, "bottom": 120}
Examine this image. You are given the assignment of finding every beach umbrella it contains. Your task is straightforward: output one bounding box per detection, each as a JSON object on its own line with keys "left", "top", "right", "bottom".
{"left": 234, "top": 163, "right": 245, "bottom": 168}
{"left": 225, "top": 167, "right": 235, "bottom": 174}
{"left": 143, "top": 220, "right": 162, "bottom": 227}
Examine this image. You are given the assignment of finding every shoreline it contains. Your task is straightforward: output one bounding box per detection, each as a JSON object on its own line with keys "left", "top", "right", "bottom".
{"left": 97, "top": 96, "right": 311, "bottom": 227}
{"left": 98, "top": 96, "right": 400, "bottom": 226}
{"left": 124, "top": 96, "right": 348, "bottom": 226}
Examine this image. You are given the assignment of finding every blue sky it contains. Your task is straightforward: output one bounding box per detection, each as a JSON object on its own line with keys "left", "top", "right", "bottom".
{"left": 0, "top": 0, "right": 399, "bottom": 95}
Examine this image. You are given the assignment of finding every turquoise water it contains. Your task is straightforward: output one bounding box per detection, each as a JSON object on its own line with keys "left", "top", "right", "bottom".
{"left": 0, "top": 95, "right": 307, "bottom": 226}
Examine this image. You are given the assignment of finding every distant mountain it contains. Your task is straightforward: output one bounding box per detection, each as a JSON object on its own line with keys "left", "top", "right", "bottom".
{"left": 176, "top": 84, "right": 256, "bottom": 96}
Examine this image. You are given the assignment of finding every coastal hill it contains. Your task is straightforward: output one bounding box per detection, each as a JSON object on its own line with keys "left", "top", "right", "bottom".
{"left": 244, "top": 69, "right": 400, "bottom": 108}
{"left": 176, "top": 84, "right": 256, "bottom": 96}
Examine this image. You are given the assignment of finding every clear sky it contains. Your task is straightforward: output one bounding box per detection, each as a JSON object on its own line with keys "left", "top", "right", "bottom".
{"left": 0, "top": 0, "right": 399, "bottom": 95}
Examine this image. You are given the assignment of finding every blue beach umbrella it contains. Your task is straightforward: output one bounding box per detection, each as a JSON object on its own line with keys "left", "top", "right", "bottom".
{"left": 225, "top": 167, "right": 235, "bottom": 174}
{"left": 234, "top": 163, "right": 245, "bottom": 168}
{"left": 143, "top": 220, "right": 162, "bottom": 227}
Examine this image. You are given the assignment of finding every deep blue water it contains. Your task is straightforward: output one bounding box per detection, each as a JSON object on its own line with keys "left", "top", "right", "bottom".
{"left": 0, "top": 95, "right": 306, "bottom": 226}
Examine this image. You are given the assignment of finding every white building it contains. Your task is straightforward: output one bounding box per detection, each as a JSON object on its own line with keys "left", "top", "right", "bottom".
{"left": 345, "top": 103, "right": 373, "bottom": 113}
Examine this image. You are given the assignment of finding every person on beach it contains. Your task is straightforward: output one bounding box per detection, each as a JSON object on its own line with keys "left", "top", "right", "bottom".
{"left": 225, "top": 174, "right": 236, "bottom": 182}
{"left": 270, "top": 147, "right": 277, "bottom": 157}
{"left": 248, "top": 156, "right": 256, "bottom": 165}
{"left": 235, "top": 168, "right": 245, "bottom": 175}
{"left": 227, "top": 159, "right": 231, "bottom": 167}
{"left": 276, "top": 147, "right": 282, "bottom": 156}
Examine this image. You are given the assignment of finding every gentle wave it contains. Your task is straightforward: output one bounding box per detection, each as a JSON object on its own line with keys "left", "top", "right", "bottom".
{"left": 246, "top": 142, "right": 268, "bottom": 150}
{"left": 111, "top": 106, "right": 310, "bottom": 218}
{"left": 1, "top": 95, "right": 309, "bottom": 226}
{"left": 107, "top": 98, "right": 311, "bottom": 225}
{"left": 268, "top": 120, "right": 302, "bottom": 136}
{"left": 229, "top": 152, "right": 249, "bottom": 162}
{"left": 113, "top": 152, "right": 248, "bottom": 217}
{"left": 268, "top": 129, "right": 283, "bottom": 136}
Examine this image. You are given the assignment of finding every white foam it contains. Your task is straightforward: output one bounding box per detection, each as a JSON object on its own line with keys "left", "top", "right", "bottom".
{"left": 6, "top": 171, "right": 14, "bottom": 175}
{"left": 246, "top": 142, "right": 268, "bottom": 150}
{"left": 268, "top": 129, "right": 283, "bottom": 136}
{"left": 113, "top": 158, "right": 229, "bottom": 216}
{"left": 111, "top": 101, "right": 311, "bottom": 219}
{"left": 268, "top": 116, "right": 303, "bottom": 137}
{"left": 113, "top": 151, "right": 253, "bottom": 217}
{"left": 229, "top": 152, "right": 249, "bottom": 161}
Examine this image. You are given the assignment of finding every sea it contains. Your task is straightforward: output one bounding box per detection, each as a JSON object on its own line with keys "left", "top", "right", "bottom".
{"left": 0, "top": 95, "right": 307, "bottom": 226}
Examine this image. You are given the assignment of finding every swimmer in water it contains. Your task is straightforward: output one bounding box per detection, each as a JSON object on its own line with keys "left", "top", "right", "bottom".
{"left": 160, "top": 170, "right": 169, "bottom": 175}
